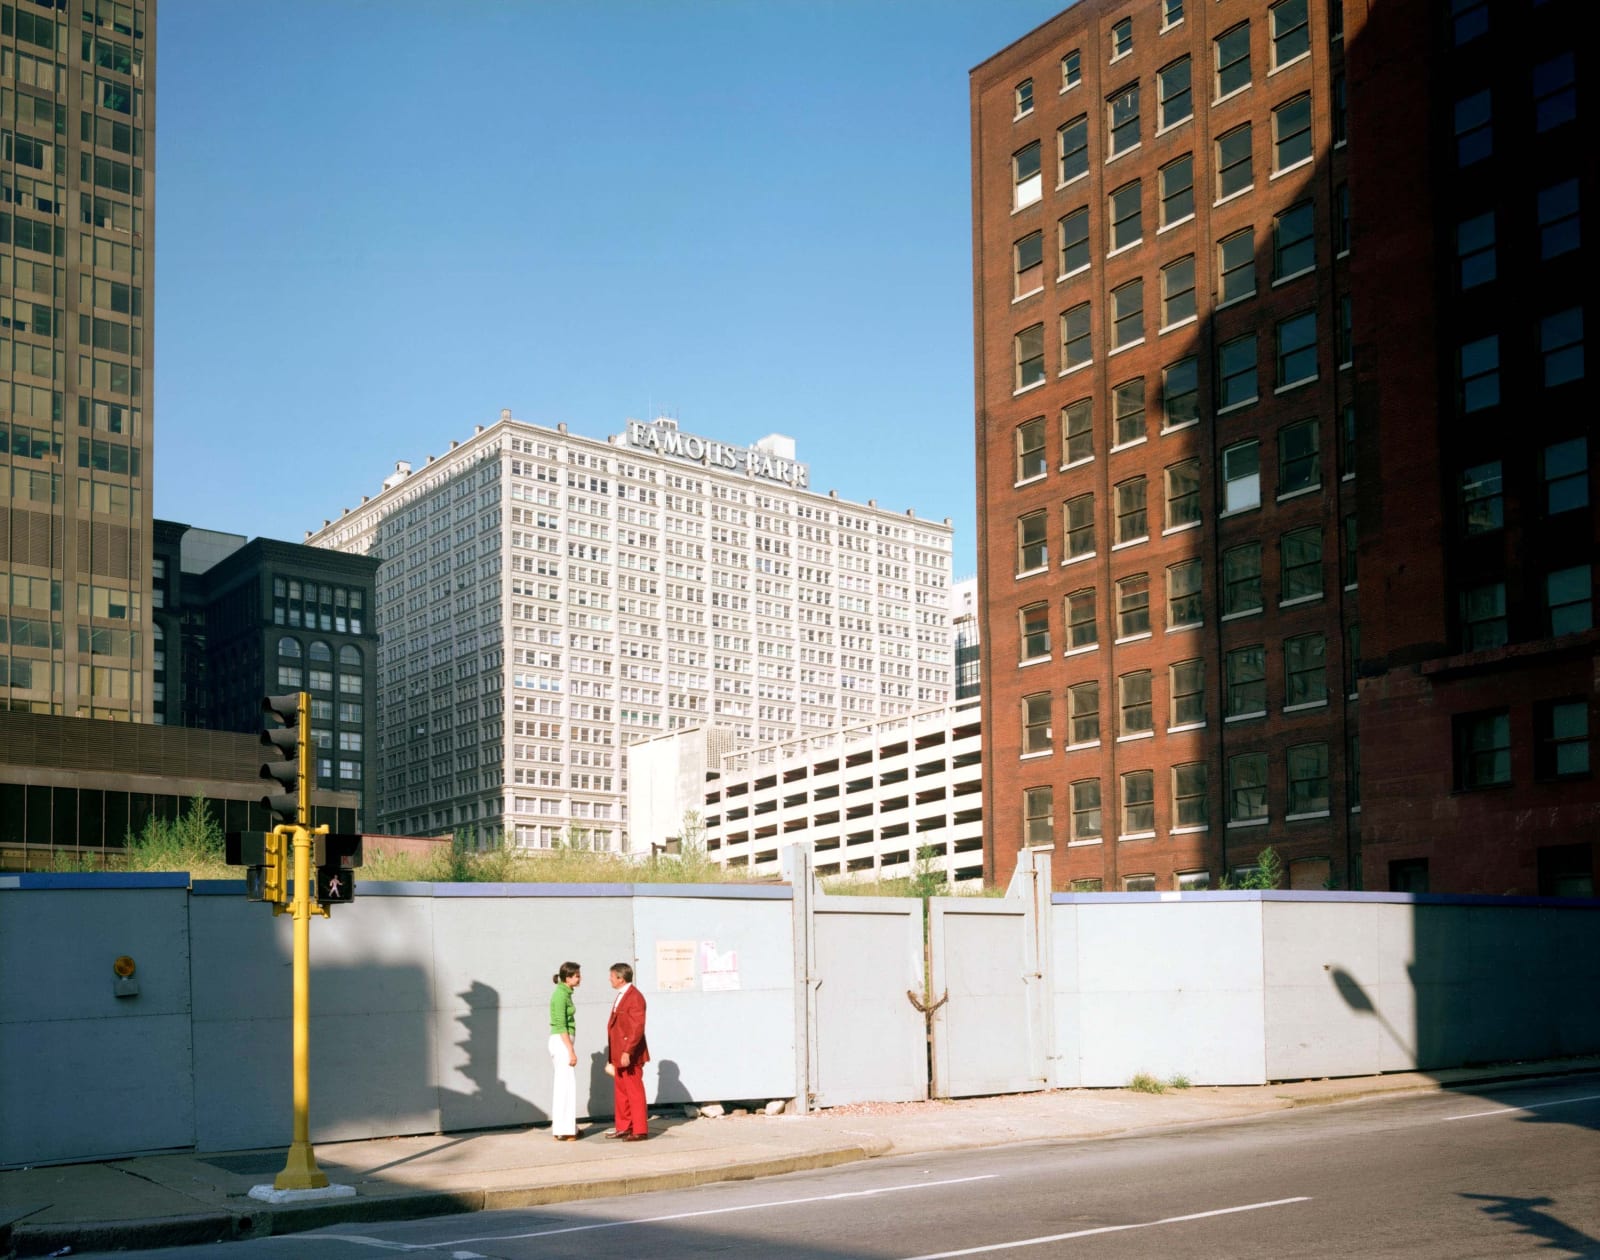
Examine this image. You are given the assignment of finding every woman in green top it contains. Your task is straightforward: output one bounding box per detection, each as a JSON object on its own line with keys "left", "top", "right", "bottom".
{"left": 548, "top": 962, "right": 581, "bottom": 1140}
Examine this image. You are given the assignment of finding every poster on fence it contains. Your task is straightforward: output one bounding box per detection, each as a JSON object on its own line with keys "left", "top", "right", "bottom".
{"left": 656, "top": 939, "right": 697, "bottom": 991}
{"left": 700, "top": 940, "right": 740, "bottom": 991}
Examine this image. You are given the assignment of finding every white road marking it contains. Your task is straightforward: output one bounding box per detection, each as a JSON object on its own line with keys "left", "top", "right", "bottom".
{"left": 1442, "top": 1092, "right": 1600, "bottom": 1121}
{"left": 897, "top": 1197, "right": 1313, "bottom": 1258}
{"left": 318, "top": 1173, "right": 999, "bottom": 1252}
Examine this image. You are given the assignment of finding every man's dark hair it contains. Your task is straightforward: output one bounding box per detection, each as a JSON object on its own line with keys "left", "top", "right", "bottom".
{"left": 610, "top": 962, "right": 634, "bottom": 984}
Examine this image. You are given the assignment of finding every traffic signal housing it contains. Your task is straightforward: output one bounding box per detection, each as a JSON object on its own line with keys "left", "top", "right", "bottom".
{"left": 225, "top": 829, "right": 288, "bottom": 905}
{"left": 314, "top": 833, "right": 363, "bottom": 906}
{"left": 260, "top": 692, "right": 308, "bottom": 827}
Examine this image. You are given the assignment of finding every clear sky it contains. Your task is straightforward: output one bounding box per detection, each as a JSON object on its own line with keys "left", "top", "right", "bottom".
{"left": 154, "top": 0, "right": 1069, "bottom": 577}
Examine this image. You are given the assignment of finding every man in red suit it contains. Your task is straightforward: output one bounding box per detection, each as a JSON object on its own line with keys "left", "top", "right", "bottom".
{"left": 606, "top": 962, "right": 650, "bottom": 1140}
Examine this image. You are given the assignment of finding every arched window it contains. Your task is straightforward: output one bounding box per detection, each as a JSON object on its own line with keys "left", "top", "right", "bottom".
{"left": 339, "top": 644, "right": 361, "bottom": 668}
{"left": 278, "top": 636, "right": 302, "bottom": 659}
{"left": 309, "top": 640, "right": 332, "bottom": 663}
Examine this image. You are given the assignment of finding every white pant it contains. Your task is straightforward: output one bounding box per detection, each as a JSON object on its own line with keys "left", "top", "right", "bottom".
{"left": 548, "top": 1033, "right": 577, "bottom": 1136}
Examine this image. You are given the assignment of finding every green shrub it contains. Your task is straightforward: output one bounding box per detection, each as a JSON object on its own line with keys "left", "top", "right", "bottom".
{"left": 1128, "top": 1072, "right": 1166, "bottom": 1094}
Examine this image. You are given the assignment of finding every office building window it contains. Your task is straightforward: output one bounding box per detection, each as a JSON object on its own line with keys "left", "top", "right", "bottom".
{"left": 1455, "top": 91, "right": 1492, "bottom": 166}
{"left": 1015, "top": 231, "right": 1044, "bottom": 297}
{"left": 1218, "top": 229, "right": 1255, "bottom": 304}
{"left": 1460, "top": 460, "right": 1503, "bottom": 534}
{"left": 1452, "top": 0, "right": 1488, "bottom": 44}
{"left": 1160, "top": 154, "right": 1194, "bottom": 226}
{"left": 1117, "top": 573, "right": 1151, "bottom": 638}
{"left": 1023, "top": 692, "right": 1052, "bottom": 753}
{"left": 1345, "top": 623, "right": 1361, "bottom": 696}
{"left": 1060, "top": 207, "right": 1090, "bottom": 274}
{"left": 1067, "top": 587, "right": 1098, "bottom": 649}
{"left": 1272, "top": 95, "right": 1312, "bottom": 171}
{"left": 1015, "top": 141, "right": 1043, "bottom": 209}
{"left": 1018, "top": 511, "right": 1048, "bottom": 572}
{"left": 1278, "top": 418, "right": 1319, "bottom": 495}
{"left": 1178, "top": 869, "right": 1211, "bottom": 890}
{"left": 1460, "top": 335, "right": 1499, "bottom": 411}
{"left": 1541, "top": 308, "right": 1584, "bottom": 387}
{"left": 1218, "top": 334, "right": 1258, "bottom": 408}
{"left": 1287, "top": 743, "right": 1330, "bottom": 816}
{"left": 1124, "top": 874, "right": 1157, "bottom": 893}
{"left": 1162, "top": 256, "right": 1196, "bottom": 327}
{"left": 1339, "top": 294, "right": 1354, "bottom": 368}
{"left": 1110, "top": 180, "right": 1143, "bottom": 250}
{"left": 1226, "top": 645, "right": 1267, "bottom": 718}
{"left": 1270, "top": 0, "right": 1309, "bottom": 66}
{"left": 1460, "top": 582, "right": 1508, "bottom": 650}
{"left": 1119, "top": 670, "right": 1153, "bottom": 736}
{"left": 1122, "top": 770, "right": 1155, "bottom": 835}
{"left": 1217, "top": 123, "right": 1253, "bottom": 198}
{"left": 1065, "top": 493, "right": 1096, "bottom": 560}
{"left": 1343, "top": 513, "right": 1358, "bottom": 587}
{"left": 1281, "top": 526, "right": 1323, "bottom": 601}
{"left": 1276, "top": 311, "right": 1318, "bottom": 388}
{"left": 1224, "top": 542, "right": 1263, "bottom": 615}
{"left": 1534, "top": 53, "right": 1576, "bottom": 132}
{"left": 1060, "top": 115, "right": 1090, "bottom": 185}
{"left": 1166, "top": 462, "right": 1201, "bottom": 531}
{"left": 1273, "top": 202, "right": 1315, "bottom": 279}
{"left": 1024, "top": 786, "right": 1054, "bottom": 845}
{"left": 1112, "top": 279, "right": 1145, "bottom": 348}
{"left": 1159, "top": 57, "right": 1193, "bottom": 129}
{"left": 1062, "top": 304, "right": 1092, "bottom": 371}
{"left": 1543, "top": 438, "right": 1588, "bottom": 514}
{"left": 1016, "top": 323, "right": 1046, "bottom": 390}
{"left": 1017, "top": 416, "right": 1046, "bottom": 481}
{"left": 1332, "top": 73, "right": 1347, "bottom": 145}
{"left": 1113, "top": 377, "right": 1146, "bottom": 446}
{"left": 1455, "top": 710, "right": 1510, "bottom": 789}
{"left": 1547, "top": 565, "right": 1593, "bottom": 636}
{"left": 1108, "top": 83, "right": 1140, "bottom": 155}
{"left": 1222, "top": 440, "right": 1261, "bottom": 513}
{"left": 1016, "top": 78, "right": 1035, "bottom": 118}
{"left": 1163, "top": 356, "right": 1199, "bottom": 428}
{"left": 1064, "top": 399, "right": 1093, "bottom": 464}
{"left": 1457, "top": 213, "right": 1495, "bottom": 290}
{"left": 1335, "top": 182, "right": 1351, "bottom": 254}
{"left": 1163, "top": 0, "right": 1184, "bottom": 28}
{"left": 1285, "top": 632, "right": 1327, "bottom": 707}
{"left": 1535, "top": 699, "right": 1590, "bottom": 780}
{"left": 1168, "top": 558, "right": 1203, "bottom": 628}
{"left": 1215, "top": 23, "right": 1251, "bottom": 98}
{"left": 1340, "top": 404, "right": 1357, "bottom": 479}
{"left": 1116, "top": 476, "right": 1149, "bottom": 543}
{"left": 1069, "top": 679, "right": 1100, "bottom": 746}
{"left": 1020, "top": 603, "right": 1051, "bottom": 660}
{"left": 1228, "top": 752, "right": 1269, "bottom": 822}
{"left": 1171, "top": 658, "right": 1205, "bottom": 726}
{"left": 1112, "top": 16, "right": 1133, "bottom": 59}
{"left": 1538, "top": 180, "right": 1580, "bottom": 259}
{"left": 1062, "top": 48, "right": 1082, "bottom": 89}
{"left": 1070, "top": 779, "right": 1102, "bottom": 840}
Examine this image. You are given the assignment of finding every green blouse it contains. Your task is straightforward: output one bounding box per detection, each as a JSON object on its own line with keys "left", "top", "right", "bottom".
{"left": 550, "top": 983, "right": 576, "bottom": 1037}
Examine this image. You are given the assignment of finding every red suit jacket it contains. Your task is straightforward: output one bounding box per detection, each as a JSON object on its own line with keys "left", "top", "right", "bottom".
{"left": 607, "top": 985, "right": 650, "bottom": 1069}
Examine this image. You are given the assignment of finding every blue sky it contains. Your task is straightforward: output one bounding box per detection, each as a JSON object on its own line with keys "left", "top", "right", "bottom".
{"left": 155, "top": 0, "right": 1069, "bottom": 576}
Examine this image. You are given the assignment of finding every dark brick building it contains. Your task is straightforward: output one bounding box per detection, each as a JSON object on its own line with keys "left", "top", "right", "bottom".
{"left": 972, "top": 0, "right": 1594, "bottom": 896}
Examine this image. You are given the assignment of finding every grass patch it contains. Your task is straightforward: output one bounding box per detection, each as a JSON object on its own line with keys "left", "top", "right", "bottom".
{"left": 1167, "top": 1074, "right": 1192, "bottom": 1090}
{"left": 1128, "top": 1072, "right": 1166, "bottom": 1094}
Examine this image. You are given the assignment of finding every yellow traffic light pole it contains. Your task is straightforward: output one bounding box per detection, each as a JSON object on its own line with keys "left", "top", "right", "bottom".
{"left": 274, "top": 693, "right": 328, "bottom": 1192}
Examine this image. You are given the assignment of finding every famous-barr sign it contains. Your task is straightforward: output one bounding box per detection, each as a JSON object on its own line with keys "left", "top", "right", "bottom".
{"left": 624, "top": 420, "right": 809, "bottom": 488}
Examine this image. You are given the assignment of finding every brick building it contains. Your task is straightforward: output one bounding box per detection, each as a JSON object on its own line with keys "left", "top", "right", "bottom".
{"left": 972, "top": 0, "right": 1595, "bottom": 896}
{"left": 974, "top": 0, "right": 1359, "bottom": 892}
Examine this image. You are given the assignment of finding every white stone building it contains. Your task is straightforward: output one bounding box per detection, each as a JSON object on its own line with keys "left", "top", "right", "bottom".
{"left": 306, "top": 413, "right": 955, "bottom": 848}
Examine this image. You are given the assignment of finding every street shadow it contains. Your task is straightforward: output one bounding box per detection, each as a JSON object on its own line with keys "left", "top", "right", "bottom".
{"left": 587, "top": 1049, "right": 614, "bottom": 1125}
{"left": 1458, "top": 1192, "right": 1600, "bottom": 1258}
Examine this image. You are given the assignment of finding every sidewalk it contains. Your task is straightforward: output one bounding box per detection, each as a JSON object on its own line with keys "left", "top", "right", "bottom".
{"left": 4, "top": 1059, "right": 1596, "bottom": 1258}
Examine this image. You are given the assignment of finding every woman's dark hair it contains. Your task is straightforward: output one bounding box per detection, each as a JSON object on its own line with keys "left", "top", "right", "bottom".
{"left": 553, "top": 961, "right": 581, "bottom": 984}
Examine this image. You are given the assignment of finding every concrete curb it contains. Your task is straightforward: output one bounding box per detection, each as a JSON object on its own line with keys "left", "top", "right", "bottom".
{"left": 11, "top": 1146, "right": 886, "bottom": 1256}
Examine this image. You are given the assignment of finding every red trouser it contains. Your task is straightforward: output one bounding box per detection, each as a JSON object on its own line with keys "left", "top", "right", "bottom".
{"left": 612, "top": 1063, "right": 647, "bottom": 1135}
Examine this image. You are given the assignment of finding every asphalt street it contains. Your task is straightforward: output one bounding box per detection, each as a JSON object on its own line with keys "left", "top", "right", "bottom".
{"left": 63, "top": 1076, "right": 1600, "bottom": 1260}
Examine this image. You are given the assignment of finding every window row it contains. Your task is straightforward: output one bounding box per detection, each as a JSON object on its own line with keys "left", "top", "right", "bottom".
{"left": 1453, "top": 53, "right": 1577, "bottom": 168}
{"left": 1022, "top": 740, "right": 1339, "bottom": 847}
{"left": 1013, "top": 1, "right": 1316, "bottom": 212}
{"left": 1454, "top": 178, "right": 1581, "bottom": 290}
{"left": 1458, "top": 565, "right": 1594, "bottom": 651}
{"left": 1455, "top": 698, "right": 1591, "bottom": 790}
{"left": 1455, "top": 438, "right": 1589, "bottom": 537}
{"left": 1016, "top": 536, "right": 1335, "bottom": 663}
{"left": 1458, "top": 307, "right": 1586, "bottom": 411}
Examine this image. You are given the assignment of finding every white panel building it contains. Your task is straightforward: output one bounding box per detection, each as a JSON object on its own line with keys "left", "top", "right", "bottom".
{"left": 700, "top": 700, "right": 985, "bottom": 887}
{"left": 306, "top": 413, "right": 955, "bottom": 849}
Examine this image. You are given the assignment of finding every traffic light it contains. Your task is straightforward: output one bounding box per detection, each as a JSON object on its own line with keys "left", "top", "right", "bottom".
{"left": 260, "top": 692, "right": 308, "bottom": 827}
{"left": 225, "top": 829, "right": 288, "bottom": 905}
{"left": 314, "top": 833, "right": 363, "bottom": 906}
